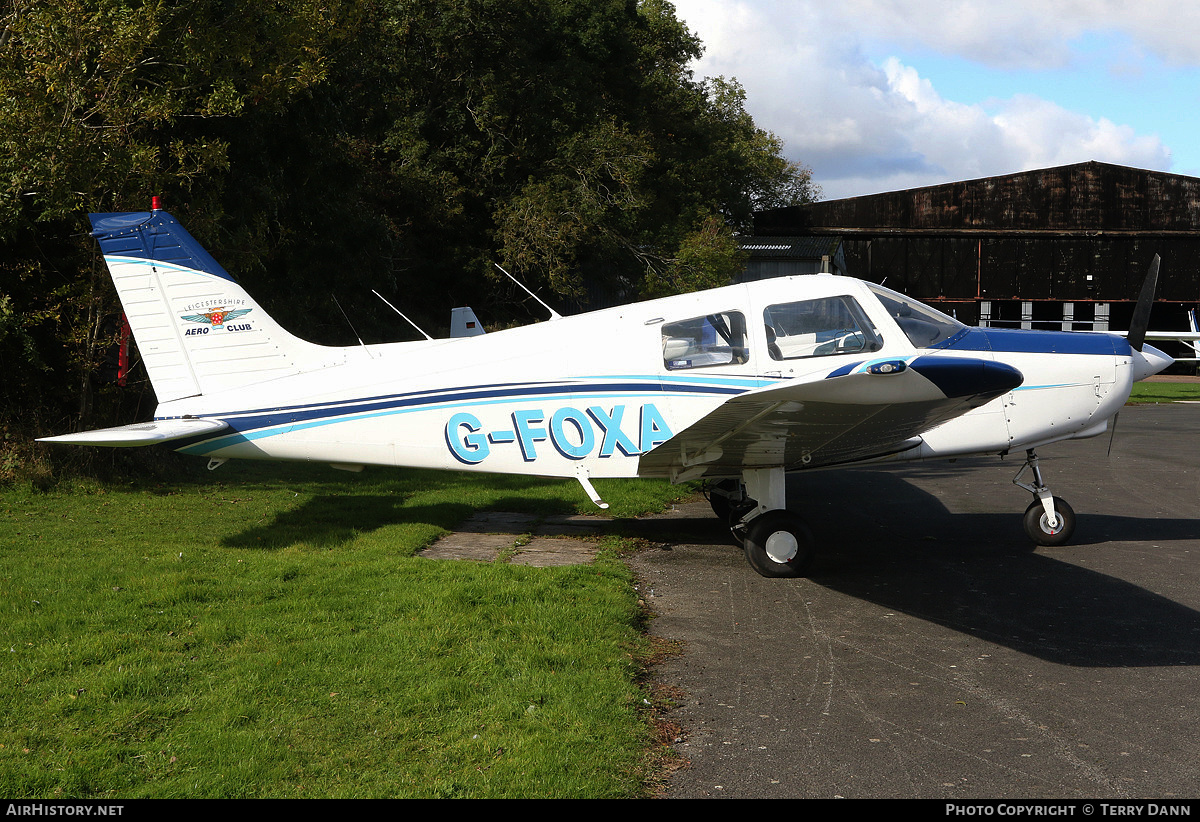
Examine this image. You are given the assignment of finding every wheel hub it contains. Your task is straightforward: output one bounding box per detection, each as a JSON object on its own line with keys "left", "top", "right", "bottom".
{"left": 1039, "top": 513, "right": 1064, "bottom": 535}
{"left": 763, "top": 530, "right": 799, "bottom": 564}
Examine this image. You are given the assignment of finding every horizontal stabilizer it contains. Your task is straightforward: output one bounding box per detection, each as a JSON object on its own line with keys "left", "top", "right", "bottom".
{"left": 38, "top": 418, "right": 229, "bottom": 447}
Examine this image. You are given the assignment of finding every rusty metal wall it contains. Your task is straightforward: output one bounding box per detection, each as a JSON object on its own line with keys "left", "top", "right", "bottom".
{"left": 753, "top": 162, "right": 1200, "bottom": 325}
{"left": 762, "top": 162, "right": 1200, "bottom": 233}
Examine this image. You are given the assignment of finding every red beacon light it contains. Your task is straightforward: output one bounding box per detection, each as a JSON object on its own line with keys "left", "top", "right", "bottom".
{"left": 151, "top": 196, "right": 162, "bottom": 212}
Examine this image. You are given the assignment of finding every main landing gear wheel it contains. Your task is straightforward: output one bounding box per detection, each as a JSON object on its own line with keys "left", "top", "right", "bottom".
{"left": 743, "top": 511, "right": 814, "bottom": 578}
{"left": 1022, "top": 496, "right": 1076, "bottom": 546}
{"left": 705, "top": 480, "right": 756, "bottom": 543}
{"left": 707, "top": 480, "right": 753, "bottom": 520}
{"left": 705, "top": 479, "right": 734, "bottom": 519}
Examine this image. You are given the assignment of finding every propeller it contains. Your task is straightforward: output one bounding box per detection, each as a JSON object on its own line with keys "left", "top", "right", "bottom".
{"left": 1128, "top": 254, "right": 1160, "bottom": 352}
{"left": 1110, "top": 253, "right": 1162, "bottom": 456}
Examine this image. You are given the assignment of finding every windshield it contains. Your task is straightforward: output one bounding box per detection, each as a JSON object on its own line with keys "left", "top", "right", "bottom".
{"left": 866, "top": 283, "right": 965, "bottom": 348}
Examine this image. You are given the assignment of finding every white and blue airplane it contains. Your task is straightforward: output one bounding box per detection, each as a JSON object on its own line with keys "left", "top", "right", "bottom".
{"left": 1138, "top": 308, "right": 1200, "bottom": 362}
{"left": 40, "top": 206, "right": 1174, "bottom": 577}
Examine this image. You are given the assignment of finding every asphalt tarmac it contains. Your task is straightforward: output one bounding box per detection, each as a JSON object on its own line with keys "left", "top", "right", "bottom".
{"left": 626, "top": 402, "right": 1200, "bottom": 799}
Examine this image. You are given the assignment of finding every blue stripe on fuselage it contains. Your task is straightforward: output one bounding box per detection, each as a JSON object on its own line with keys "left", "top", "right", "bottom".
{"left": 822, "top": 355, "right": 1023, "bottom": 398}
{"left": 169, "top": 376, "right": 759, "bottom": 454}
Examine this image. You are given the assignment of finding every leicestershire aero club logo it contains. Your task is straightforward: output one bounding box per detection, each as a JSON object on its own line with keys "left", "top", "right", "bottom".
{"left": 180, "top": 307, "right": 253, "bottom": 326}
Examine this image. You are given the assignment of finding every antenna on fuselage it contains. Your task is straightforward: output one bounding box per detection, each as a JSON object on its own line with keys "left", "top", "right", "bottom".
{"left": 494, "top": 263, "right": 563, "bottom": 321}
{"left": 332, "top": 295, "right": 373, "bottom": 359}
{"left": 371, "top": 289, "right": 434, "bottom": 340}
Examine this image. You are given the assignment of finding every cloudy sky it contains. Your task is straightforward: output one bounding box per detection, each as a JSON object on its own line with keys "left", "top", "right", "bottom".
{"left": 670, "top": 0, "right": 1200, "bottom": 201}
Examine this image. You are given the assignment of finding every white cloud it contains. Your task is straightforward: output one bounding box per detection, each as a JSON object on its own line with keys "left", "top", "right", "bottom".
{"left": 798, "top": 0, "right": 1200, "bottom": 69}
{"left": 671, "top": 0, "right": 1177, "bottom": 199}
{"left": 990, "top": 96, "right": 1171, "bottom": 170}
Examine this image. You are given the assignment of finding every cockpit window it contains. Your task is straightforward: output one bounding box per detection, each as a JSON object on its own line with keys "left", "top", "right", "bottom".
{"left": 866, "top": 283, "right": 965, "bottom": 348}
{"left": 662, "top": 311, "right": 749, "bottom": 370}
{"left": 762, "top": 296, "right": 882, "bottom": 360}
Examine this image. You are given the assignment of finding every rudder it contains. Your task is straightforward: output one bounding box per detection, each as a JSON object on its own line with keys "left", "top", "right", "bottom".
{"left": 90, "top": 210, "right": 330, "bottom": 403}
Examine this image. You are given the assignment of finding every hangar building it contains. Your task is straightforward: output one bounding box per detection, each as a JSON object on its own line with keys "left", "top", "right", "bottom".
{"left": 747, "top": 161, "right": 1200, "bottom": 345}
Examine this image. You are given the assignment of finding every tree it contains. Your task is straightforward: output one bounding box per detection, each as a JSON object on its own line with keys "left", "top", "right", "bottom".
{"left": 0, "top": 0, "right": 817, "bottom": 473}
{"left": 373, "top": 0, "right": 817, "bottom": 303}
{"left": 0, "top": 0, "right": 367, "bottom": 438}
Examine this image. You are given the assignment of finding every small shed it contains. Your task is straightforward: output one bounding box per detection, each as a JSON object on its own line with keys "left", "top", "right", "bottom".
{"left": 738, "top": 236, "right": 847, "bottom": 281}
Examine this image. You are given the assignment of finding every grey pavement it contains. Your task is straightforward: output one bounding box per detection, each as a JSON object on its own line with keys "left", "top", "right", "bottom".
{"left": 625, "top": 402, "right": 1200, "bottom": 799}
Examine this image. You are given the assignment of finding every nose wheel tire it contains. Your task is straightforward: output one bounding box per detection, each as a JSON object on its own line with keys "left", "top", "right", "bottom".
{"left": 1022, "top": 497, "right": 1076, "bottom": 546}
{"left": 743, "top": 511, "right": 814, "bottom": 578}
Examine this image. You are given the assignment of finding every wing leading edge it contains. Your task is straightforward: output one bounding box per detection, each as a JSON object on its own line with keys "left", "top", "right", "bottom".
{"left": 638, "top": 355, "right": 1023, "bottom": 480}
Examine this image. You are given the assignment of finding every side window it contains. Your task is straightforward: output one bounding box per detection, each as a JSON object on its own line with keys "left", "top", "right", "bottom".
{"left": 763, "top": 296, "right": 881, "bottom": 360}
{"left": 662, "top": 312, "right": 749, "bottom": 370}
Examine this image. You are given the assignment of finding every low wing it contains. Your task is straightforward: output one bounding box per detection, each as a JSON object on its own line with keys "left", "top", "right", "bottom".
{"left": 1105, "top": 330, "right": 1200, "bottom": 342}
{"left": 1104, "top": 329, "right": 1200, "bottom": 362}
{"left": 638, "top": 356, "right": 1022, "bottom": 479}
{"left": 38, "top": 418, "right": 229, "bottom": 447}
{"left": 1139, "top": 330, "right": 1200, "bottom": 362}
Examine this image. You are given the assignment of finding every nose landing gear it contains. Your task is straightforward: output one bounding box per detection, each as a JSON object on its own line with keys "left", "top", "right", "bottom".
{"left": 1013, "top": 449, "right": 1076, "bottom": 546}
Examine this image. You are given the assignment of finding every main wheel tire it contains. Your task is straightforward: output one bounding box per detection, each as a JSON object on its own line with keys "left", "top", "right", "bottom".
{"left": 743, "top": 511, "right": 814, "bottom": 578}
{"left": 730, "top": 517, "right": 748, "bottom": 547}
{"left": 706, "top": 481, "right": 758, "bottom": 545}
{"left": 726, "top": 499, "right": 758, "bottom": 548}
{"left": 707, "top": 480, "right": 755, "bottom": 521}
{"left": 706, "top": 479, "right": 741, "bottom": 520}
{"left": 1022, "top": 497, "right": 1076, "bottom": 546}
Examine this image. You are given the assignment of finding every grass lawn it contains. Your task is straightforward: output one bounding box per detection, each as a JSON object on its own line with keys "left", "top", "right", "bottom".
{"left": 0, "top": 461, "right": 692, "bottom": 798}
{"left": 19, "top": 375, "right": 1188, "bottom": 798}
{"left": 1128, "top": 380, "right": 1200, "bottom": 404}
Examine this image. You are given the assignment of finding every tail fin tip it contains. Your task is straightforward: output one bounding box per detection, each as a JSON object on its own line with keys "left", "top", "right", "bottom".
{"left": 89, "top": 210, "right": 326, "bottom": 404}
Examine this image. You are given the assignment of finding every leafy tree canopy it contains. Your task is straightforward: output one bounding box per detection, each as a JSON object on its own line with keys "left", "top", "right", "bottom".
{"left": 0, "top": 0, "right": 817, "bottom": 451}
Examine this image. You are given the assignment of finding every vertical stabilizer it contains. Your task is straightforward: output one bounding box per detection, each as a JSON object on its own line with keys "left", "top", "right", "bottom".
{"left": 450, "top": 306, "right": 486, "bottom": 337}
{"left": 89, "top": 211, "right": 330, "bottom": 403}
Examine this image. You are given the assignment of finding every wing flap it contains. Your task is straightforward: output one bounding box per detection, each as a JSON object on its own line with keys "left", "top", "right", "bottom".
{"left": 38, "top": 418, "right": 229, "bottom": 447}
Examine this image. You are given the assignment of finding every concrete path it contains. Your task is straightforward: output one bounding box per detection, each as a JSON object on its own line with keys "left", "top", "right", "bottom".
{"left": 421, "top": 512, "right": 605, "bottom": 567}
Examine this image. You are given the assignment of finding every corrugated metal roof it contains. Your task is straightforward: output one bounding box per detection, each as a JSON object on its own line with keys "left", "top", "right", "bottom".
{"left": 755, "top": 161, "right": 1200, "bottom": 235}
{"left": 740, "top": 235, "right": 843, "bottom": 259}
